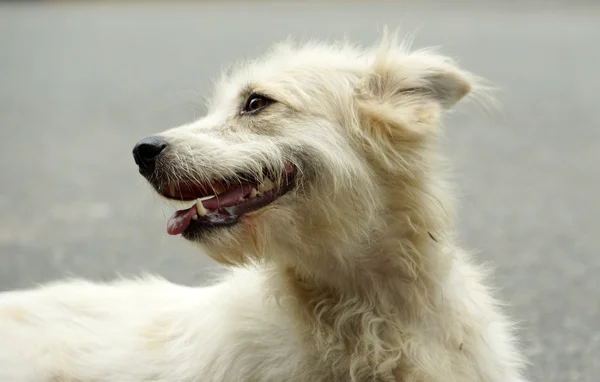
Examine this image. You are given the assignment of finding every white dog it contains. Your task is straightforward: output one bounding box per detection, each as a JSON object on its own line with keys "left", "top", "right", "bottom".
{"left": 0, "top": 34, "right": 527, "bottom": 381}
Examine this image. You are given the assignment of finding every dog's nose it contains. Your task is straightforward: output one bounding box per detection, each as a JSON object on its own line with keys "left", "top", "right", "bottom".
{"left": 133, "top": 136, "right": 167, "bottom": 174}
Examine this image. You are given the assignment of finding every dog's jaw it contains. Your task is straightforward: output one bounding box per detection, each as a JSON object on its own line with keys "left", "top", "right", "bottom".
{"left": 149, "top": 163, "right": 298, "bottom": 239}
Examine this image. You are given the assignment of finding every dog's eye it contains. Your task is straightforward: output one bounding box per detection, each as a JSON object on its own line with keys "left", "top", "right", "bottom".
{"left": 242, "top": 94, "right": 273, "bottom": 115}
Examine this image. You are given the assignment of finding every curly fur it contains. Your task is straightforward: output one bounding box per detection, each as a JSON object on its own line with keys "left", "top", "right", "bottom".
{"left": 0, "top": 33, "right": 527, "bottom": 381}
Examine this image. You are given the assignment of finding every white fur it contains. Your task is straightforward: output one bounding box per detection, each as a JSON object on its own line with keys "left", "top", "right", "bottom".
{"left": 0, "top": 34, "right": 527, "bottom": 381}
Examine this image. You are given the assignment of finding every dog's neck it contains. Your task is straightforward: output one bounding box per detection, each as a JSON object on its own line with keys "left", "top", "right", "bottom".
{"left": 271, "top": 165, "right": 454, "bottom": 318}
{"left": 241, "top": 150, "right": 459, "bottom": 380}
{"left": 262, "top": 169, "right": 454, "bottom": 379}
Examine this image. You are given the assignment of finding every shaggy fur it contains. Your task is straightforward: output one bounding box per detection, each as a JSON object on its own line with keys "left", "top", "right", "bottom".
{"left": 0, "top": 34, "right": 527, "bottom": 381}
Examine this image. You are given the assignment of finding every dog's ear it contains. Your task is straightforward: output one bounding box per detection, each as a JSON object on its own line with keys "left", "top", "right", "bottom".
{"left": 355, "top": 41, "right": 476, "bottom": 142}
{"left": 357, "top": 48, "right": 473, "bottom": 108}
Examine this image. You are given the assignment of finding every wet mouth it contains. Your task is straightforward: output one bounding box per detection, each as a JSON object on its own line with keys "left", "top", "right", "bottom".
{"left": 159, "top": 163, "right": 296, "bottom": 236}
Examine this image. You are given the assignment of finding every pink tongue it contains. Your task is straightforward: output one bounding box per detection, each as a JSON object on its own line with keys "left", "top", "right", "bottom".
{"left": 166, "top": 206, "right": 197, "bottom": 236}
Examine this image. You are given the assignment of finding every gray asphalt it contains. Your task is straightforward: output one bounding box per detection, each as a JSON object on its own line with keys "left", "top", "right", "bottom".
{"left": 0, "top": 2, "right": 599, "bottom": 381}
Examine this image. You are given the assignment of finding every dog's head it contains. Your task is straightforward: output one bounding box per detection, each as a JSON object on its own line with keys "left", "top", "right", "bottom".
{"left": 133, "top": 35, "right": 477, "bottom": 266}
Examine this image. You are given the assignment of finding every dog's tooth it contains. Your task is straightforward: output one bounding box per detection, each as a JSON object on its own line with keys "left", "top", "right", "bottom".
{"left": 196, "top": 199, "right": 208, "bottom": 216}
{"left": 259, "top": 178, "right": 275, "bottom": 192}
{"left": 249, "top": 188, "right": 258, "bottom": 199}
{"left": 264, "top": 178, "right": 275, "bottom": 191}
{"left": 191, "top": 214, "right": 198, "bottom": 220}
{"left": 238, "top": 196, "right": 245, "bottom": 202}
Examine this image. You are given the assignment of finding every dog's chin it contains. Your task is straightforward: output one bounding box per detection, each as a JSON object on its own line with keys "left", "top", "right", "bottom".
{"left": 181, "top": 221, "right": 234, "bottom": 242}
{"left": 183, "top": 211, "right": 276, "bottom": 266}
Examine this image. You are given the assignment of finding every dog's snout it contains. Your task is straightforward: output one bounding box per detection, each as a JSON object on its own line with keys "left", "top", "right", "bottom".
{"left": 133, "top": 136, "right": 167, "bottom": 174}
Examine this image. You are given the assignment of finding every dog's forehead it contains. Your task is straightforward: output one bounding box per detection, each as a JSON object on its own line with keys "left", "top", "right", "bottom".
{"left": 212, "top": 43, "right": 365, "bottom": 106}
{"left": 249, "top": 43, "right": 363, "bottom": 79}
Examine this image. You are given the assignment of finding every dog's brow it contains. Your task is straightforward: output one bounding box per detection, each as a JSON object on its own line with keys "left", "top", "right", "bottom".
{"left": 239, "top": 84, "right": 275, "bottom": 102}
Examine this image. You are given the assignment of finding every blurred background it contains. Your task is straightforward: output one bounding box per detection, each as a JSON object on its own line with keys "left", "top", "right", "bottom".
{"left": 0, "top": 1, "right": 598, "bottom": 381}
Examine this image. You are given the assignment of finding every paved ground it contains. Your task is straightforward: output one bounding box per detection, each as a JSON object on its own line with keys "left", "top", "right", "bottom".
{"left": 0, "top": 2, "right": 599, "bottom": 381}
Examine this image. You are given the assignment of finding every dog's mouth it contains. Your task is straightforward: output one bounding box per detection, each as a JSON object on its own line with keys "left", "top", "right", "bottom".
{"left": 159, "top": 163, "right": 296, "bottom": 237}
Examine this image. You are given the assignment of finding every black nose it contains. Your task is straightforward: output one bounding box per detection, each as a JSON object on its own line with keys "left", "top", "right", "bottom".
{"left": 132, "top": 136, "right": 167, "bottom": 174}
